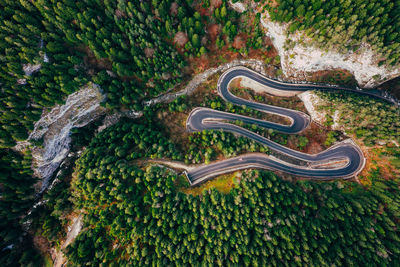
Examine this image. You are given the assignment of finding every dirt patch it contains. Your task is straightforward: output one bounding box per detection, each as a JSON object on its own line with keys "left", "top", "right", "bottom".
{"left": 174, "top": 32, "right": 189, "bottom": 47}
{"left": 115, "top": 9, "right": 126, "bottom": 18}
{"left": 358, "top": 142, "right": 399, "bottom": 183}
{"left": 170, "top": 2, "right": 178, "bottom": 16}
{"left": 158, "top": 111, "right": 190, "bottom": 147}
{"left": 239, "top": 76, "right": 301, "bottom": 97}
{"left": 306, "top": 139, "right": 324, "bottom": 154}
{"left": 211, "top": 0, "right": 222, "bottom": 8}
{"left": 284, "top": 123, "right": 330, "bottom": 153}
{"left": 33, "top": 233, "right": 52, "bottom": 262}
{"left": 302, "top": 123, "right": 329, "bottom": 152}
{"left": 180, "top": 171, "right": 240, "bottom": 196}
{"left": 144, "top": 47, "right": 155, "bottom": 58}
{"left": 233, "top": 33, "right": 247, "bottom": 50}
{"left": 208, "top": 24, "right": 221, "bottom": 41}
{"left": 263, "top": 36, "right": 279, "bottom": 57}
{"left": 76, "top": 45, "right": 112, "bottom": 71}
{"left": 268, "top": 0, "right": 279, "bottom": 8}
{"left": 305, "top": 69, "right": 358, "bottom": 88}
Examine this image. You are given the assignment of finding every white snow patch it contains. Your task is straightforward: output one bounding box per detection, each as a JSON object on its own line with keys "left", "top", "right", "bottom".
{"left": 261, "top": 12, "right": 400, "bottom": 88}
{"left": 2, "top": 244, "right": 14, "bottom": 251}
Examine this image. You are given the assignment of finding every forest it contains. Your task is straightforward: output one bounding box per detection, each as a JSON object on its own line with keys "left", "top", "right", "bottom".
{"left": 1, "top": 0, "right": 400, "bottom": 266}
{"left": 266, "top": 0, "right": 400, "bottom": 66}
{"left": 0, "top": 0, "right": 208, "bottom": 148}
{"left": 0, "top": 150, "right": 41, "bottom": 266}
{"left": 64, "top": 119, "right": 400, "bottom": 265}
{"left": 316, "top": 90, "right": 400, "bottom": 145}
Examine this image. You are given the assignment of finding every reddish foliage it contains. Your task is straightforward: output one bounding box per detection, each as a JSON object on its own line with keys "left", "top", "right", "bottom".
{"left": 207, "top": 24, "right": 221, "bottom": 41}
{"left": 232, "top": 33, "right": 247, "bottom": 50}
{"left": 76, "top": 45, "right": 112, "bottom": 71}
{"left": 174, "top": 32, "right": 189, "bottom": 47}
{"left": 198, "top": 7, "right": 211, "bottom": 16}
{"left": 211, "top": 0, "right": 222, "bottom": 8}
{"left": 170, "top": 2, "right": 178, "bottom": 16}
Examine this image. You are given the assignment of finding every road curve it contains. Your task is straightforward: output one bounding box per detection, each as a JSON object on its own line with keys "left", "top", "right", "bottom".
{"left": 185, "top": 67, "right": 366, "bottom": 186}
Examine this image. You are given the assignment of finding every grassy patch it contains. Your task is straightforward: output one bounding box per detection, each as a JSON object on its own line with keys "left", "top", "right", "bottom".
{"left": 43, "top": 254, "right": 53, "bottom": 267}
{"left": 179, "top": 172, "right": 241, "bottom": 196}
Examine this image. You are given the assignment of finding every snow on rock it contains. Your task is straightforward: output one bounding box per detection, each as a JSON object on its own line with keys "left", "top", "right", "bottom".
{"left": 43, "top": 53, "right": 49, "bottom": 63}
{"left": 260, "top": 12, "right": 400, "bottom": 88}
{"left": 14, "top": 83, "right": 106, "bottom": 192}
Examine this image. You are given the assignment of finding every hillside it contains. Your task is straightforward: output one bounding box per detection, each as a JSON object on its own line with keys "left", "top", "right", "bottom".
{"left": 0, "top": 1, "right": 399, "bottom": 266}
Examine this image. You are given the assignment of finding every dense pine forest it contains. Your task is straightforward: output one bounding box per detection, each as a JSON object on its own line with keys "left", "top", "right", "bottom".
{"left": 0, "top": 0, "right": 208, "bottom": 148}
{"left": 1, "top": 0, "right": 399, "bottom": 266}
{"left": 266, "top": 0, "right": 400, "bottom": 66}
{"left": 316, "top": 90, "right": 400, "bottom": 145}
{"left": 64, "top": 119, "right": 399, "bottom": 266}
{"left": 0, "top": 150, "right": 41, "bottom": 265}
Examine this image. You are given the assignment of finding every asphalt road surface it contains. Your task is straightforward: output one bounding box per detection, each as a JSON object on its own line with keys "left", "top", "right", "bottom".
{"left": 185, "top": 67, "right": 366, "bottom": 186}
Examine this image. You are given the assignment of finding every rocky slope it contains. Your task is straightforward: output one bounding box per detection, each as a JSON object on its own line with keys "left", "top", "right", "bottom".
{"left": 14, "top": 83, "right": 106, "bottom": 192}
{"left": 260, "top": 12, "right": 400, "bottom": 88}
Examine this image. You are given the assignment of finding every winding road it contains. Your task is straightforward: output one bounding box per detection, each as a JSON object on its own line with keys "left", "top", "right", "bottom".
{"left": 185, "top": 67, "right": 366, "bottom": 186}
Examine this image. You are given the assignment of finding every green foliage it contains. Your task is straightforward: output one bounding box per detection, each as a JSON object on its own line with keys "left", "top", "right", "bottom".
{"left": 268, "top": 0, "right": 400, "bottom": 66}
{"left": 35, "top": 0, "right": 198, "bottom": 108}
{"left": 297, "top": 135, "right": 309, "bottom": 149}
{"left": 0, "top": 149, "right": 42, "bottom": 266}
{"left": 69, "top": 144, "right": 400, "bottom": 266}
{"left": 0, "top": 0, "right": 206, "bottom": 147}
{"left": 70, "top": 118, "right": 104, "bottom": 148}
{"left": 325, "top": 131, "right": 338, "bottom": 147}
{"left": 168, "top": 95, "right": 188, "bottom": 112}
{"left": 316, "top": 91, "right": 400, "bottom": 146}
{"left": 63, "top": 113, "right": 400, "bottom": 266}
{"left": 0, "top": 0, "right": 87, "bottom": 148}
